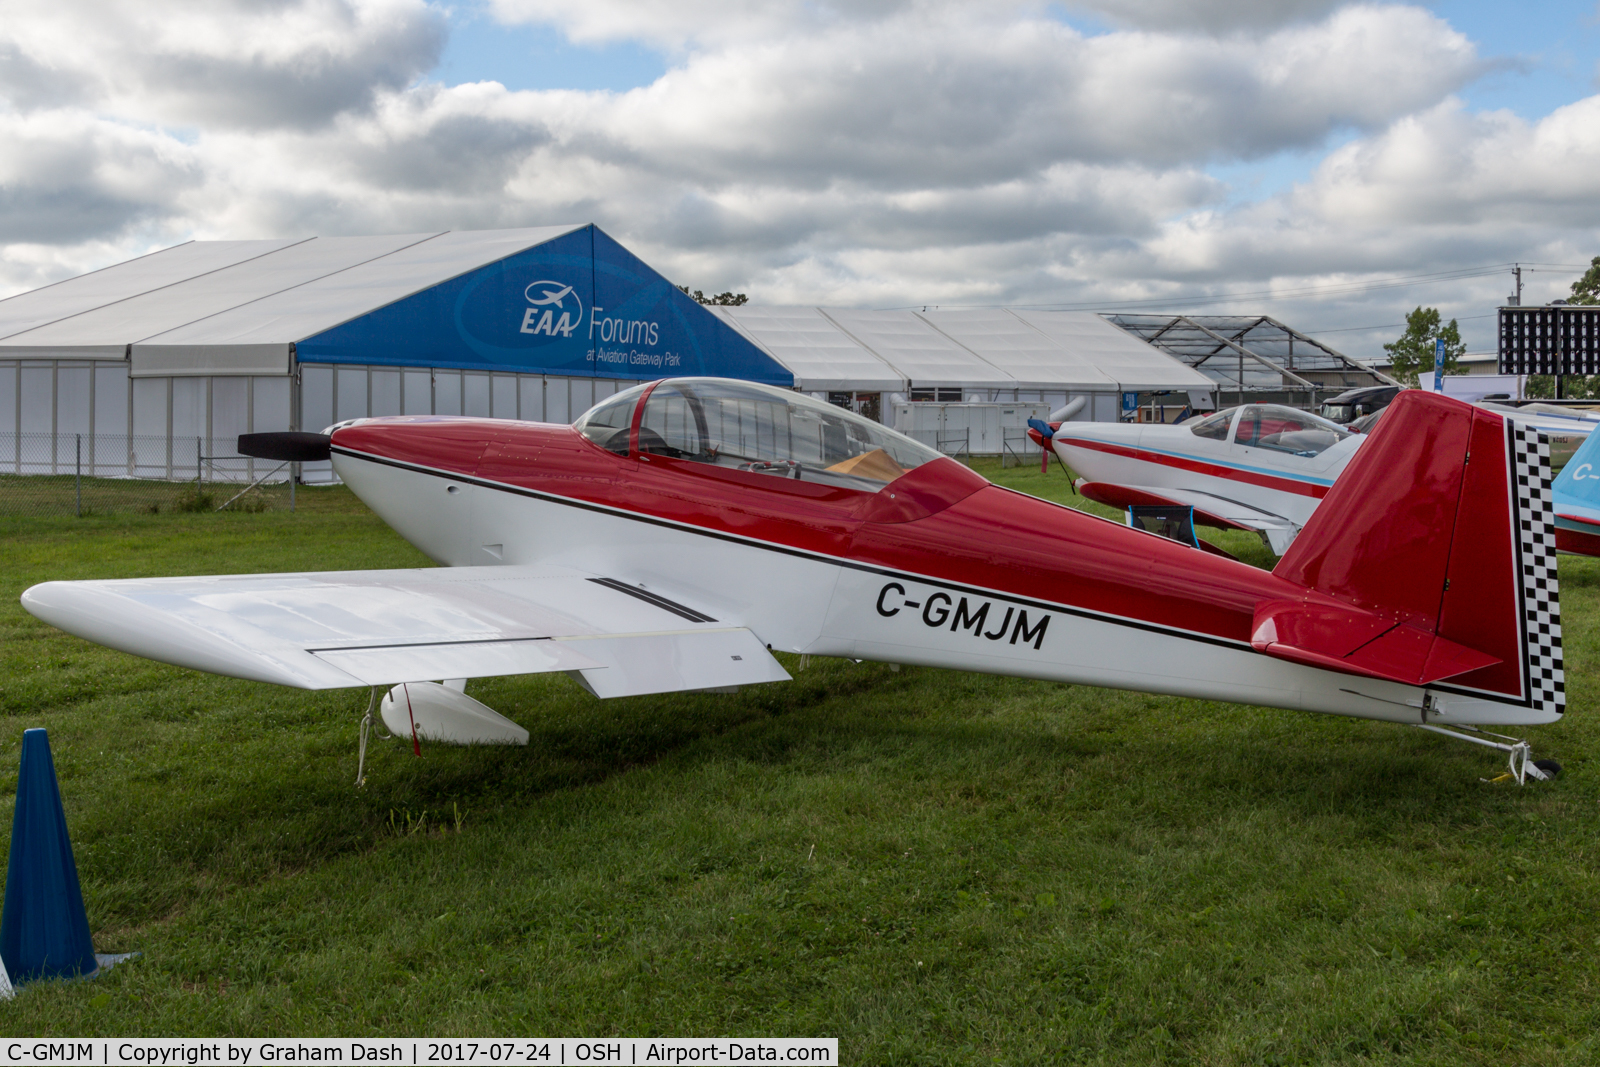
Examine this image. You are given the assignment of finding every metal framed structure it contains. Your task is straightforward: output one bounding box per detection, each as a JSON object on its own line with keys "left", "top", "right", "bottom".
{"left": 1104, "top": 314, "right": 1396, "bottom": 408}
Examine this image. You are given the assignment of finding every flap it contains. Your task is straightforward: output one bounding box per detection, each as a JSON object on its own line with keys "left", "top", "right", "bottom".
{"left": 22, "top": 563, "right": 790, "bottom": 694}
{"left": 312, "top": 638, "right": 604, "bottom": 685}
{"left": 561, "top": 628, "right": 793, "bottom": 698}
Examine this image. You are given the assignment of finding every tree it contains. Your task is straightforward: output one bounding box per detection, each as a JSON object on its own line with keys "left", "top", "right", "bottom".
{"left": 1382, "top": 306, "right": 1465, "bottom": 386}
{"left": 677, "top": 285, "right": 748, "bottom": 306}
{"left": 1569, "top": 255, "right": 1600, "bottom": 305}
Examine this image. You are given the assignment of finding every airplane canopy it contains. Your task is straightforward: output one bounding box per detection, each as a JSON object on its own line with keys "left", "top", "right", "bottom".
{"left": 577, "top": 377, "right": 945, "bottom": 493}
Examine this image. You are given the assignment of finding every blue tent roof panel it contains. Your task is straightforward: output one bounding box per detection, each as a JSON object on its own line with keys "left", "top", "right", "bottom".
{"left": 295, "top": 225, "right": 791, "bottom": 385}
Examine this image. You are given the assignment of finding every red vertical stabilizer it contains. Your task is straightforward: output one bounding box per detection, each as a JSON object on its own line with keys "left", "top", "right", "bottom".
{"left": 1259, "top": 391, "right": 1562, "bottom": 713}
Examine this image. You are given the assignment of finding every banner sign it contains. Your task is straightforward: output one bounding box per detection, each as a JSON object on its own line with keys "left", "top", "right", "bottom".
{"left": 297, "top": 226, "right": 792, "bottom": 386}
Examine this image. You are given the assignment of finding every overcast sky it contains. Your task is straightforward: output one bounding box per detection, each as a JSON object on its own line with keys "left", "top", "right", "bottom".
{"left": 3, "top": 0, "right": 1599, "bottom": 359}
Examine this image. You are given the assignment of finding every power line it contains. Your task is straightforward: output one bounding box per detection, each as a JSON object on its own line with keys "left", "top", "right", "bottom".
{"left": 1306, "top": 312, "right": 1498, "bottom": 334}
{"left": 1022, "top": 266, "right": 1518, "bottom": 311}
{"left": 896, "top": 262, "right": 1543, "bottom": 314}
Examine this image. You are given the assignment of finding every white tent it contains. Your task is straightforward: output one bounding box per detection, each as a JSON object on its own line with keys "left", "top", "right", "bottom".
{"left": 920, "top": 309, "right": 1126, "bottom": 390}
{"left": 710, "top": 307, "right": 902, "bottom": 392}
{"left": 0, "top": 225, "right": 788, "bottom": 484}
{"left": 3, "top": 226, "right": 1217, "bottom": 486}
{"left": 708, "top": 305, "right": 1213, "bottom": 413}
{"left": 0, "top": 240, "right": 303, "bottom": 346}
{"left": 0, "top": 228, "right": 585, "bottom": 375}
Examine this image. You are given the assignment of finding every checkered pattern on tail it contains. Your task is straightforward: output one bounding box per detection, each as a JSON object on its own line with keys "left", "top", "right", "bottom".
{"left": 1509, "top": 422, "right": 1564, "bottom": 715}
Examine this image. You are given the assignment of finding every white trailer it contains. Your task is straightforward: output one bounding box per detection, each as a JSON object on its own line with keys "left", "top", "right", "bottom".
{"left": 892, "top": 401, "right": 1051, "bottom": 457}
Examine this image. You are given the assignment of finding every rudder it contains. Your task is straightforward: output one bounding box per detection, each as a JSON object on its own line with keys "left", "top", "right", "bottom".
{"left": 1269, "top": 391, "right": 1562, "bottom": 715}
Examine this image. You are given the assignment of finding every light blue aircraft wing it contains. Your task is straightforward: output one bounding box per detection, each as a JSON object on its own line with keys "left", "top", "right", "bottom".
{"left": 1552, "top": 426, "right": 1600, "bottom": 520}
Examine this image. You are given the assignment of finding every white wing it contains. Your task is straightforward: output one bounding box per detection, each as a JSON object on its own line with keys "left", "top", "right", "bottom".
{"left": 1140, "top": 487, "right": 1294, "bottom": 531}
{"left": 21, "top": 563, "right": 790, "bottom": 696}
{"left": 1077, "top": 481, "right": 1300, "bottom": 554}
{"left": 1132, "top": 486, "right": 1301, "bottom": 554}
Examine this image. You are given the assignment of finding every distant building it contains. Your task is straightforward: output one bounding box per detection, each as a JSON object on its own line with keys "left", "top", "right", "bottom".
{"left": 1107, "top": 314, "right": 1397, "bottom": 407}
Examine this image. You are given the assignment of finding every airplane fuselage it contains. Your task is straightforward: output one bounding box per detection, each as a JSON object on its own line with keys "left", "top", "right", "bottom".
{"left": 1049, "top": 417, "right": 1362, "bottom": 531}
{"left": 329, "top": 414, "right": 1551, "bottom": 728}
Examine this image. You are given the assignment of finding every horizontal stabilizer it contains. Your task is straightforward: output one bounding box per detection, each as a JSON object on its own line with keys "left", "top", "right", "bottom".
{"left": 1076, "top": 481, "right": 1246, "bottom": 531}
{"left": 1075, "top": 480, "right": 1299, "bottom": 545}
{"left": 1251, "top": 601, "right": 1501, "bottom": 687}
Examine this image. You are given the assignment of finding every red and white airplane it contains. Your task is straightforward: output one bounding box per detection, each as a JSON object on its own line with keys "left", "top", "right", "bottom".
{"left": 1035, "top": 403, "right": 1364, "bottom": 555}
{"left": 21, "top": 379, "right": 1566, "bottom": 782}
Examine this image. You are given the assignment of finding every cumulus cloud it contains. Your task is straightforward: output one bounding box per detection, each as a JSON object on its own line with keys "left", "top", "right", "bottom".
{"left": 2, "top": 0, "right": 445, "bottom": 129}
{"left": 1061, "top": 0, "right": 1348, "bottom": 32}
{"left": 487, "top": 0, "right": 941, "bottom": 49}
{"left": 1053, "top": 96, "right": 1600, "bottom": 351}
{"left": 532, "top": 3, "right": 1479, "bottom": 186}
{"left": 1118, "top": 97, "right": 1600, "bottom": 292}
{"left": 0, "top": 110, "right": 200, "bottom": 244}
{"left": 0, "top": 0, "right": 1595, "bottom": 357}
{"left": 487, "top": 0, "right": 1356, "bottom": 47}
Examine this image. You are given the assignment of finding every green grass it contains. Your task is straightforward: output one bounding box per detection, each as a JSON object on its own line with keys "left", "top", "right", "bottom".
{"left": 0, "top": 476, "right": 324, "bottom": 521}
{"left": 0, "top": 474, "right": 320, "bottom": 518}
{"left": 1, "top": 475, "right": 1598, "bottom": 1061}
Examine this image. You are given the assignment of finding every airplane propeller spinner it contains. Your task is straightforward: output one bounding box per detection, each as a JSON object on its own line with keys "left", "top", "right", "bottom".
{"left": 238, "top": 431, "right": 333, "bottom": 463}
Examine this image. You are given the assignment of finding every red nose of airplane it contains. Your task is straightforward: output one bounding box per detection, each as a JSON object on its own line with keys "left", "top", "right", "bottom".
{"left": 330, "top": 416, "right": 508, "bottom": 477}
{"left": 329, "top": 415, "right": 591, "bottom": 481}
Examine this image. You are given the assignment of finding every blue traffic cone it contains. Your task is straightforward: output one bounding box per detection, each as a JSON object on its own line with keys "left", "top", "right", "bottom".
{"left": 0, "top": 729, "right": 97, "bottom": 983}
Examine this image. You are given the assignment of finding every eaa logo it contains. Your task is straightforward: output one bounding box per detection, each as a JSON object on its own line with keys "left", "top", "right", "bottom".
{"left": 519, "top": 280, "right": 583, "bottom": 339}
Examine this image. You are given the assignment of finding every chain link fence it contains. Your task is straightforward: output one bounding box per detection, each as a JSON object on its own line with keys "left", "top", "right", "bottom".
{"left": 1000, "top": 428, "right": 1039, "bottom": 468}
{"left": 906, "top": 426, "right": 1047, "bottom": 466}
{"left": 0, "top": 433, "right": 299, "bottom": 517}
{"left": 903, "top": 428, "right": 973, "bottom": 458}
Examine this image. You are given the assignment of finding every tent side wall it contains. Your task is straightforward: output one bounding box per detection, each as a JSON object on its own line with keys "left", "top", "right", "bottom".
{"left": 0, "top": 355, "right": 644, "bottom": 484}
{"left": 0, "top": 357, "right": 293, "bottom": 481}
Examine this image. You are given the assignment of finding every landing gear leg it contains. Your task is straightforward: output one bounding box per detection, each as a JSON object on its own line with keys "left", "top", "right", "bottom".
{"left": 356, "top": 684, "right": 384, "bottom": 788}
{"left": 1416, "top": 724, "right": 1561, "bottom": 784}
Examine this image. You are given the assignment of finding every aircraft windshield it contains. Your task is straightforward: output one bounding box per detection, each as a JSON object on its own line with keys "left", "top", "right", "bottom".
{"left": 1232, "top": 404, "right": 1352, "bottom": 456}
{"left": 638, "top": 378, "right": 942, "bottom": 491}
{"left": 1189, "top": 408, "right": 1235, "bottom": 440}
{"left": 574, "top": 383, "right": 652, "bottom": 455}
